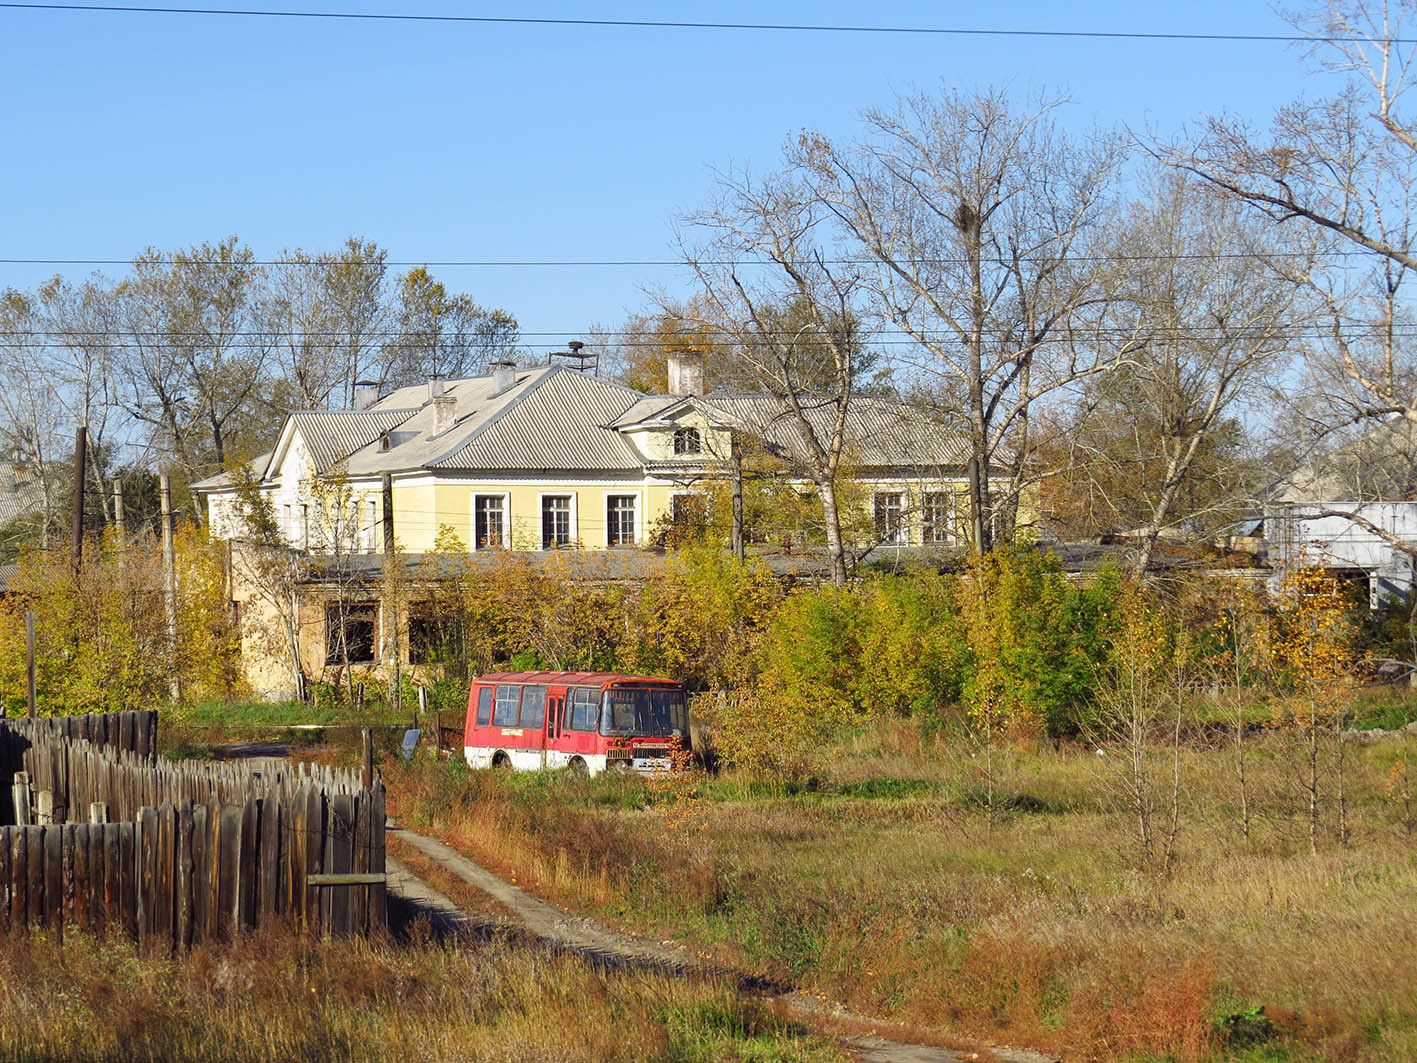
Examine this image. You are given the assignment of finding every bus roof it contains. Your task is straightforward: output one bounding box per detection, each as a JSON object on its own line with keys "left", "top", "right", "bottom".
{"left": 473, "top": 671, "right": 679, "bottom": 687}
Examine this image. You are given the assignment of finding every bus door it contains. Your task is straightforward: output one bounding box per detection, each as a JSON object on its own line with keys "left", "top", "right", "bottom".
{"left": 546, "top": 688, "right": 566, "bottom": 766}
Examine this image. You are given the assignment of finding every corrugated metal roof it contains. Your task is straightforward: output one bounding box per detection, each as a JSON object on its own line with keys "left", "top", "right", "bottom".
{"left": 430, "top": 368, "right": 645, "bottom": 471}
{"left": 704, "top": 396, "right": 970, "bottom": 468}
{"left": 608, "top": 395, "right": 682, "bottom": 428}
{"left": 289, "top": 410, "right": 419, "bottom": 474}
{"left": 0, "top": 464, "right": 44, "bottom": 528}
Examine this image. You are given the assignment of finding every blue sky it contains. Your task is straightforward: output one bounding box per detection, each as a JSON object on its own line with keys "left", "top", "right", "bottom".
{"left": 0, "top": 2, "right": 1336, "bottom": 349}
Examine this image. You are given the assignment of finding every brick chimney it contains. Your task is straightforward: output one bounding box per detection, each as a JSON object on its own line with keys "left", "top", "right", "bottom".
{"left": 666, "top": 348, "right": 705, "bottom": 395}
{"left": 490, "top": 361, "right": 518, "bottom": 398}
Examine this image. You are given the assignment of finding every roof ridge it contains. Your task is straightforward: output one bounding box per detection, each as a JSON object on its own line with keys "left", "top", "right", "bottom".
{"left": 425, "top": 365, "right": 559, "bottom": 466}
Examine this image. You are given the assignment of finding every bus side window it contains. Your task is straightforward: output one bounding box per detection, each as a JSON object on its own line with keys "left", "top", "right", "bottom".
{"left": 569, "top": 687, "right": 598, "bottom": 731}
{"left": 519, "top": 686, "right": 547, "bottom": 729}
{"left": 493, "top": 684, "right": 521, "bottom": 727}
{"left": 475, "top": 686, "right": 493, "bottom": 727}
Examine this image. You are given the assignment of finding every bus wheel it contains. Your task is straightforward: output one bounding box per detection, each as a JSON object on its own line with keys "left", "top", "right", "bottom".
{"left": 492, "top": 751, "right": 511, "bottom": 770}
{"left": 568, "top": 756, "right": 588, "bottom": 774}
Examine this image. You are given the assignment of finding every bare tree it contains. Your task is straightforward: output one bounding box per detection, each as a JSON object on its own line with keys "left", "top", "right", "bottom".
{"left": 681, "top": 165, "right": 867, "bottom": 587}
{"left": 1159, "top": 1, "right": 1417, "bottom": 559}
{"left": 0, "top": 289, "right": 68, "bottom": 544}
{"left": 1047, "top": 173, "right": 1311, "bottom": 572}
{"left": 798, "top": 87, "right": 1130, "bottom": 552}
{"left": 35, "top": 274, "right": 123, "bottom": 523}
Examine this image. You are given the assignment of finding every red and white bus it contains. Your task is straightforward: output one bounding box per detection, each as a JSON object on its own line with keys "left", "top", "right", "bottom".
{"left": 463, "top": 671, "right": 690, "bottom": 775}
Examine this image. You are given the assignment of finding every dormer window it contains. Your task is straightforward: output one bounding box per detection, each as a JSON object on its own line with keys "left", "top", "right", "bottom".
{"left": 673, "top": 427, "right": 702, "bottom": 456}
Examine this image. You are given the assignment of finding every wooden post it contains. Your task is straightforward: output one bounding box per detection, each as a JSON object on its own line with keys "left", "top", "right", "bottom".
{"left": 382, "top": 471, "right": 401, "bottom": 718}
{"left": 71, "top": 426, "right": 86, "bottom": 573}
{"left": 24, "top": 609, "right": 35, "bottom": 718}
{"left": 731, "top": 436, "right": 745, "bottom": 563}
{"left": 12, "top": 773, "right": 30, "bottom": 826}
{"left": 35, "top": 791, "right": 52, "bottom": 827}
{"left": 113, "top": 479, "right": 124, "bottom": 539}
{"left": 435, "top": 712, "right": 443, "bottom": 757}
{"left": 361, "top": 728, "right": 373, "bottom": 791}
{"left": 160, "top": 473, "right": 180, "bottom": 703}
{"left": 89, "top": 802, "right": 107, "bottom": 825}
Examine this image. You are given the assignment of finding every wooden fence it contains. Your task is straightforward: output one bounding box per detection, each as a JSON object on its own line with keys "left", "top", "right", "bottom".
{"left": 1, "top": 710, "right": 158, "bottom": 760}
{"left": 0, "top": 717, "right": 385, "bottom": 946}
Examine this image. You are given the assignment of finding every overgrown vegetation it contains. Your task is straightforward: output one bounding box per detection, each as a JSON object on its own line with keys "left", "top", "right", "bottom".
{"left": 0, "top": 926, "right": 843, "bottom": 1062}
{"left": 388, "top": 713, "right": 1417, "bottom": 1063}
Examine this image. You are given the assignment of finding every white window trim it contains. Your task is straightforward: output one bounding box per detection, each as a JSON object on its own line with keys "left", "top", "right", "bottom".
{"left": 538, "top": 491, "right": 578, "bottom": 549}
{"left": 471, "top": 491, "right": 512, "bottom": 551}
{"left": 922, "top": 490, "right": 955, "bottom": 546}
{"left": 874, "top": 490, "right": 908, "bottom": 546}
{"left": 606, "top": 491, "right": 640, "bottom": 547}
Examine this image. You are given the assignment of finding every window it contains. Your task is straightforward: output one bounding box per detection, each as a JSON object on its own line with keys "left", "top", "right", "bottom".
{"left": 493, "top": 684, "right": 522, "bottom": 726}
{"left": 408, "top": 601, "right": 465, "bottom": 667}
{"left": 566, "top": 686, "right": 600, "bottom": 731}
{"left": 475, "top": 494, "right": 505, "bottom": 548}
{"left": 599, "top": 687, "right": 689, "bottom": 737}
{"left": 673, "top": 427, "right": 702, "bottom": 455}
{"left": 324, "top": 602, "right": 377, "bottom": 665}
{"left": 475, "top": 686, "right": 493, "bottom": 726}
{"left": 607, "top": 495, "right": 636, "bottom": 546}
{"left": 922, "top": 491, "right": 953, "bottom": 544}
{"left": 874, "top": 492, "right": 906, "bottom": 545}
{"left": 542, "top": 495, "right": 572, "bottom": 549}
{"left": 518, "top": 686, "right": 547, "bottom": 729}
{"left": 672, "top": 493, "right": 705, "bottom": 527}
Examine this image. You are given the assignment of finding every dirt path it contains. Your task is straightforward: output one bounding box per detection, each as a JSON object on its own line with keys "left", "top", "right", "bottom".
{"left": 386, "top": 824, "right": 1059, "bottom": 1063}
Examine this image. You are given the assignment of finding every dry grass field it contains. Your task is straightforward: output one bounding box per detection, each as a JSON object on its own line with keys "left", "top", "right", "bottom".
{"left": 0, "top": 925, "right": 845, "bottom": 1061}
{"left": 388, "top": 717, "right": 1417, "bottom": 1063}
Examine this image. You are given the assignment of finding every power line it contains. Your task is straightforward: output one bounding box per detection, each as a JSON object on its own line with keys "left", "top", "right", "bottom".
{"left": 0, "top": 3, "right": 1369, "bottom": 43}
{"left": 0, "top": 250, "right": 1390, "bottom": 267}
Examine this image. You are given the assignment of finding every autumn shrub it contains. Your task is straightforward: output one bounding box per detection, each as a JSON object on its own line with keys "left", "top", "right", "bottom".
{"left": 622, "top": 544, "right": 782, "bottom": 690}
{"left": 958, "top": 547, "right": 1121, "bottom": 740}
{"left": 0, "top": 526, "right": 240, "bottom": 715}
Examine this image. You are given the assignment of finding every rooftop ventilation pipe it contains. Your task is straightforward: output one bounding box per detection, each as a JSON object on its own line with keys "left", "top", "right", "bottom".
{"left": 354, "top": 380, "right": 380, "bottom": 410}
{"left": 490, "top": 361, "right": 518, "bottom": 398}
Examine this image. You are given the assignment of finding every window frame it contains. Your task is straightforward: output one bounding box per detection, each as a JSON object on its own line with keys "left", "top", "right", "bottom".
{"left": 473, "top": 492, "right": 509, "bottom": 550}
{"left": 323, "top": 600, "right": 379, "bottom": 666}
{"left": 606, "top": 493, "right": 638, "bottom": 547}
{"left": 672, "top": 426, "right": 703, "bottom": 456}
{"left": 493, "top": 684, "right": 522, "bottom": 727}
{"left": 518, "top": 685, "right": 548, "bottom": 729}
{"left": 540, "top": 492, "right": 575, "bottom": 549}
{"left": 922, "top": 490, "right": 954, "bottom": 545}
{"left": 475, "top": 686, "right": 493, "bottom": 727}
{"left": 873, "top": 491, "right": 907, "bottom": 546}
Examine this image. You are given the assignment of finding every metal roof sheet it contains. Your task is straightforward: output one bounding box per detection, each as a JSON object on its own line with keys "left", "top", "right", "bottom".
{"left": 430, "top": 368, "right": 645, "bottom": 471}
{"left": 703, "top": 395, "right": 971, "bottom": 468}
{"left": 289, "top": 410, "right": 420, "bottom": 474}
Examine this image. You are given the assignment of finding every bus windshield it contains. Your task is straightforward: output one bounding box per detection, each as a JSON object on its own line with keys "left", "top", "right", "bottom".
{"left": 599, "top": 687, "right": 688, "bottom": 737}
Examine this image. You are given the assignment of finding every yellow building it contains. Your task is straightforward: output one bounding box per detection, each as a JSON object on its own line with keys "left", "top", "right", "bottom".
{"left": 195, "top": 357, "right": 972, "bottom": 697}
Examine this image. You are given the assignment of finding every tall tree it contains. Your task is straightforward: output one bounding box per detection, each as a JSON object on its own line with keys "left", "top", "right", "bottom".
{"left": 1044, "top": 173, "right": 1310, "bottom": 572}
{"left": 383, "top": 267, "right": 519, "bottom": 388}
{"left": 798, "top": 87, "right": 1129, "bottom": 552}
{"left": 118, "top": 237, "right": 270, "bottom": 481}
{"left": 682, "top": 165, "right": 867, "bottom": 587}
{"left": 0, "top": 289, "right": 68, "bottom": 545}
{"left": 36, "top": 274, "right": 124, "bottom": 523}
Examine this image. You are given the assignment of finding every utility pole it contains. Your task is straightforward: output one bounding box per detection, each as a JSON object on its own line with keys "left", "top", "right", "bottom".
{"left": 730, "top": 436, "right": 745, "bottom": 563}
{"left": 160, "top": 473, "right": 180, "bottom": 702}
{"left": 70, "top": 426, "right": 86, "bottom": 574}
{"left": 382, "top": 471, "right": 401, "bottom": 716}
{"left": 112, "top": 478, "right": 125, "bottom": 538}
{"left": 24, "top": 609, "right": 35, "bottom": 718}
